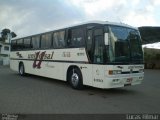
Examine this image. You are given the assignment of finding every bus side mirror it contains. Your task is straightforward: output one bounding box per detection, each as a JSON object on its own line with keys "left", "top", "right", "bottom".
{"left": 104, "top": 33, "right": 109, "bottom": 45}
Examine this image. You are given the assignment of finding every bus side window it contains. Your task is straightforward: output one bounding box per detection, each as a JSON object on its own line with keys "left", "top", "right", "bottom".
{"left": 67, "top": 27, "right": 85, "bottom": 48}
{"left": 31, "top": 35, "right": 40, "bottom": 49}
{"left": 93, "top": 28, "right": 104, "bottom": 63}
{"left": 86, "top": 29, "right": 93, "bottom": 62}
{"left": 58, "top": 31, "right": 65, "bottom": 48}
{"left": 66, "top": 29, "right": 71, "bottom": 47}
{"left": 41, "top": 33, "right": 52, "bottom": 49}
{"left": 17, "top": 39, "right": 24, "bottom": 50}
{"left": 11, "top": 40, "right": 17, "bottom": 51}
{"left": 24, "top": 38, "right": 31, "bottom": 50}
{"left": 94, "top": 36, "right": 104, "bottom": 63}
{"left": 53, "top": 31, "right": 65, "bottom": 48}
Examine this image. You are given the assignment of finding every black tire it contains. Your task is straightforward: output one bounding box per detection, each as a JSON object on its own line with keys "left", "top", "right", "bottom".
{"left": 19, "top": 63, "right": 25, "bottom": 76}
{"left": 68, "top": 67, "right": 83, "bottom": 90}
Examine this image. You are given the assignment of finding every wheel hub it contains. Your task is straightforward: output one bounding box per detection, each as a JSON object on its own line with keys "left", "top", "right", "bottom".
{"left": 71, "top": 73, "right": 79, "bottom": 86}
{"left": 20, "top": 66, "right": 23, "bottom": 74}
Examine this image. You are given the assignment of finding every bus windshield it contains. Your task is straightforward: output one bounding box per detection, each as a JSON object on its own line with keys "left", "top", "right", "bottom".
{"left": 106, "top": 26, "right": 143, "bottom": 64}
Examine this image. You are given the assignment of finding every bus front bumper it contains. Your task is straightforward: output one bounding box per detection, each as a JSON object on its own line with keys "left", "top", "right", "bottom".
{"left": 103, "top": 74, "right": 144, "bottom": 88}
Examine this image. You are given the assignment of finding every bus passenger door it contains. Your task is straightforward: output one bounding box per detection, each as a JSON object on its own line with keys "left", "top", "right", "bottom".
{"left": 86, "top": 29, "right": 93, "bottom": 63}
{"left": 92, "top": 27, "right": 105, "bottom": 88}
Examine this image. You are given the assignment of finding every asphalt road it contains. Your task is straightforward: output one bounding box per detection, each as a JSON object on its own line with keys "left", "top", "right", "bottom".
{"left": 0, "top": 65, "right": 160, "bottom": 114}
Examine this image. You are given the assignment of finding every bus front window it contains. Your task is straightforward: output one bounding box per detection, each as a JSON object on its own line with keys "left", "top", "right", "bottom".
{"left": 108, "top": 26, "right": 130, "bottom": 63}
{"left": 106, "top": 26, "right": 143, "bottom": 64}
{"left": 128, "top": 30, "right": 143, "bottom": 62}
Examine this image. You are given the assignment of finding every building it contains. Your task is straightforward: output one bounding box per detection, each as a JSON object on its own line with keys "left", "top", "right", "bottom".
{"left": 0, "top": 36, "right": 11, "bottom": 65}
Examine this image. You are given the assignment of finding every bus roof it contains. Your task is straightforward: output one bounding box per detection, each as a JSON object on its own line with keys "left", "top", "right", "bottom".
{"left": 69, "top": 21, "right": 137, "bottom": 29}
{"left": 12, "top": 21, "right": 137, "bottom": 40}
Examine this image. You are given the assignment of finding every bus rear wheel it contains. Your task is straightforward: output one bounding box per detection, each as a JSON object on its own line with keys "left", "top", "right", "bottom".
{"left": 68, "top": 68, "right": 83, "bottom": 90}
{"left": 19, "top": 63, "right": 25, "bottom": 76}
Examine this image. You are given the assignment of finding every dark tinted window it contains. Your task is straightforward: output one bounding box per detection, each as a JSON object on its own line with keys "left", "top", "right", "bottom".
{"left": 108, "top": 26, "right": 130, "bottom": 62}
{"left": 86, "top": 29, "right": 93, "bottom": 62}
{"left": 11, "top": 40, "right": 17, "bottom": 51}
{"left": 93, "top": 28, "right": 104, "bottom": 63}
{"left": 17, "top": 39, "right": 23, "bottom": 50}
{"left": 41, "top": 33, "right": 52, "bottom": 48}
{"left": 31, "top": 36, "right": 40, "bottom": 49}
{"left": 94, "top": 28, "right": 103, "bottom": 36}
{"left": 53, "top": 31, "right": 65, "bottom": 48}
{"left": 4, "top": 46, "right": 9, "bottom": 51}
{"left": 68, "top": 28, "right": 84, "bottom": 47}
{"left": 87, "top": 30, "right": 92, "bottom": 50}
{"left": 94, "top": 36, "right": 104, "bottom": 63}
{"left": 128, "top": 29, "right": 143, "bottom": 59}
{"left": 24, "top": 38, "right": 31, "bottom": 49}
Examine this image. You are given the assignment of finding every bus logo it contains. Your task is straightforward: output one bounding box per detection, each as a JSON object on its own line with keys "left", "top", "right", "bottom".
{"left": 33, "top": 51, "right": 46, "bottom": 69}
{"left": 16, "top": 52, "right": 23, "bottom": 58}
{"left": 29, "top": 51, "right": 54, "bottom": 69}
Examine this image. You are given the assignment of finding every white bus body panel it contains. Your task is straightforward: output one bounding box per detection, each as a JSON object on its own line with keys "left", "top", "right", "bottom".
{"left": 10, "top": 48, "right": 144, "bottom": 89}
{"left": 10, "top": 48, "right": 93, "bottom": 86}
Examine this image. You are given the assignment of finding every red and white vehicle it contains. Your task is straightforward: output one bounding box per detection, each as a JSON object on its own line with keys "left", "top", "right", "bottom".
{"left": 10, "top": 21, "right": 144, "bottom": 89}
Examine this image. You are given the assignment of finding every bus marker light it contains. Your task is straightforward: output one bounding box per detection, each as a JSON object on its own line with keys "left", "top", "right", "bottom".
{"left": 109, "top": 70, "right": 113, "bottom": 75}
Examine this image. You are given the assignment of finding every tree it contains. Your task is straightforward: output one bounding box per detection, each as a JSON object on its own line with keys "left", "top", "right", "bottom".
{"left": 11, "top": 32, "right": 17, "bottom": 38}
{"left": 0, "top": 28, "right": 17, "bottom": 42}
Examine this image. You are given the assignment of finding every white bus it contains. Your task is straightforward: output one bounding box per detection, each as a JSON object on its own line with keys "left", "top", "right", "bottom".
{"left": 10, "top": 21, "right": 144, "bottom": 89}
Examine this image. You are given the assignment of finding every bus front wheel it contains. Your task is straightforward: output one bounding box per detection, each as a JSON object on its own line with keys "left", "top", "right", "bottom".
{"left": 19, "top": 63, "right": 25, "bottom": 76}
{"left": 68, "top": 68, "right": 83, "bottom": 90}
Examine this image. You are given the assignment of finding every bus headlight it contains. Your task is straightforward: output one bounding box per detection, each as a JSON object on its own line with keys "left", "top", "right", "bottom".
{"left": 108, "top": 70, "right": 122, "bottom": 75}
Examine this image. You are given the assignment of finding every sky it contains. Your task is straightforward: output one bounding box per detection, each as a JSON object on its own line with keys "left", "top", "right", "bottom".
{"left": 0, "top": 0, "right": 160, "bottom": 40}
